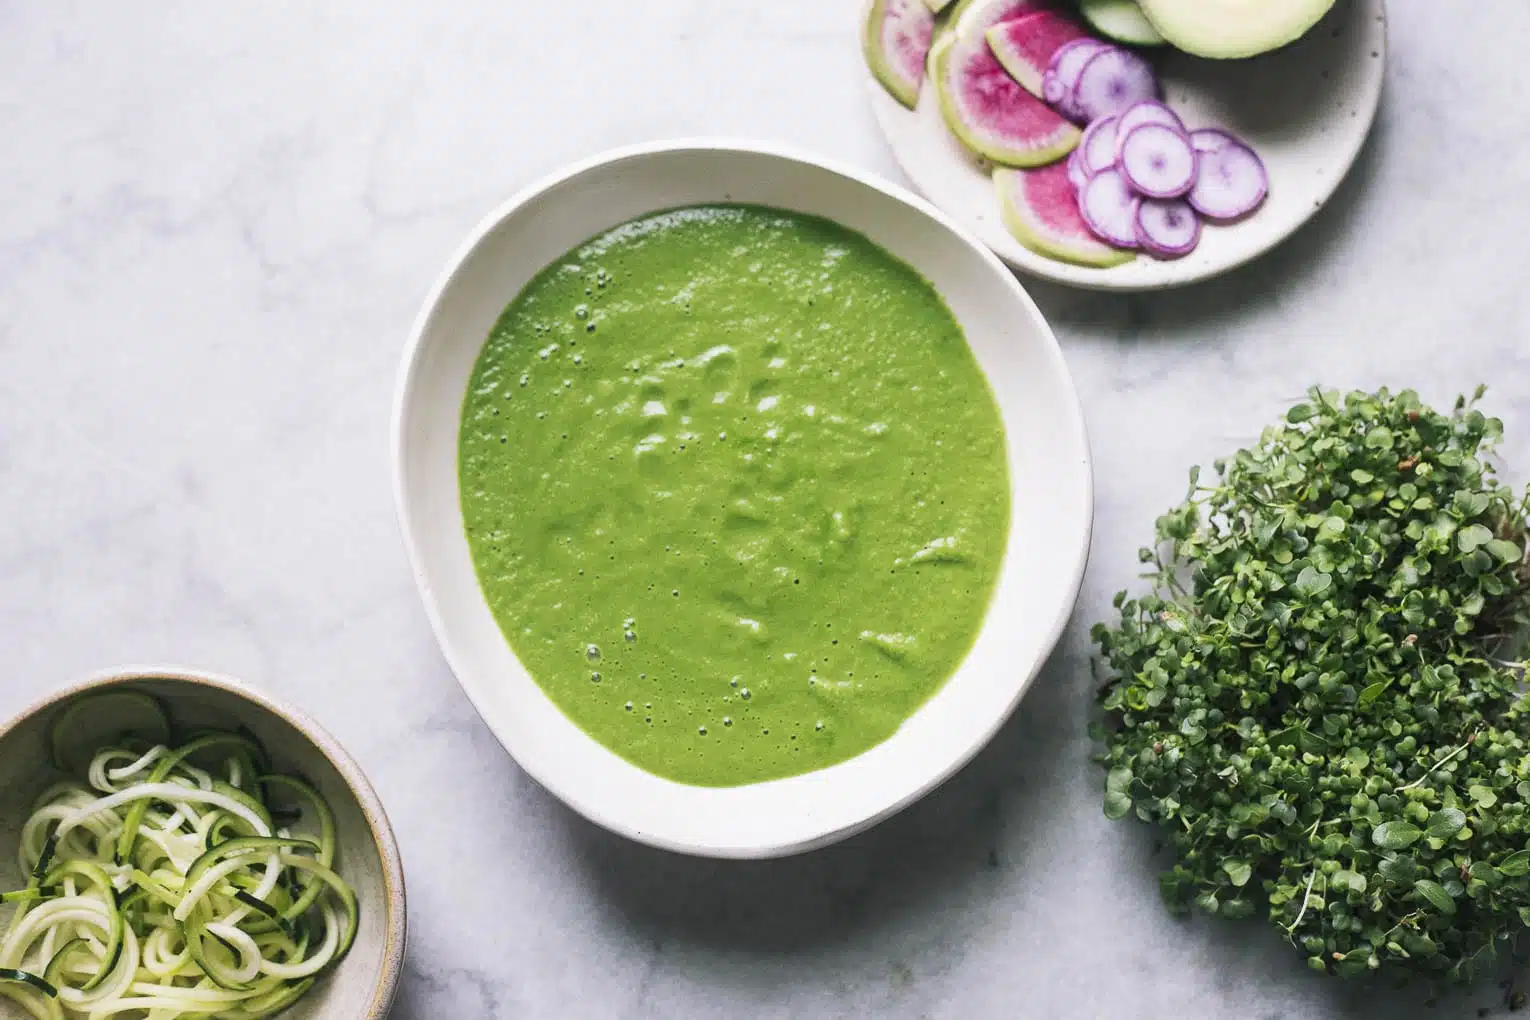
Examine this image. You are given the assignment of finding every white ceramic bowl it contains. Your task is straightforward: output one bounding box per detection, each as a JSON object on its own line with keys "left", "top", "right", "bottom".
{"left": 393, "top": 140, "right": 1092, "bottom": 858}
{"left": 0, "top": 666, "right": 407, "bottom": 1018}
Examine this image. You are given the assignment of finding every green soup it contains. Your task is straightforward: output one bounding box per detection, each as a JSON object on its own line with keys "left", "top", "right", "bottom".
{"left": 460, "top": 205, "right": 1009, "bottom": 787}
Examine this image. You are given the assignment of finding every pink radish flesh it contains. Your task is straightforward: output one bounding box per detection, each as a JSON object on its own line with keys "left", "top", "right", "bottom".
{"left": 986, "top": 11, "right": 1090, "bottom": 98}
{"left": 1115, "top": 101, "right": 1184, "bottom": 149}
{"left": 1190, "top": 128, "right": 1238, "bottom": 154}
{"left": 1081, "top": 116, "right": 1118, "bottom": 173}
{"left": 1072, "top": 47, "right": 1158, "bottom": 122}
{"left": 958, "top": 0, "right": 1050, "bottom": 38}
{"left": 1079, "top": 168, "right": 1140, "bottom": 248}
{"left": 1189, "top": 141, "right": 1268, "bottom": 220}
{"left": 1047, "top": 39, "right": 1109, "bottom": 121}
{"left": 1118, "top": 123, "right": 1197, "bottom": 199}
{"left": 1135, "top": 198, "right": 1201, "bottom": 259}
{"left": 1067, "top": 148, "right": 1088, "bottom": 191}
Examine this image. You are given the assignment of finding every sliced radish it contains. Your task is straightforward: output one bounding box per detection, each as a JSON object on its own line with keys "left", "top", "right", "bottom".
{"left": 1118, "top": 123, "right": 1197, "bottom": 199}
{"left": 1080, "top": 115, "right": 1119, "bottom": 174}
{"left": 985, "top": 11, "right": 1091, "bottom": 99}
{"left": 1043, "top": 70, "right": 1065, "bottom": 106}
{"left": 1135, "top": 198, "right": 1200, "bottom": 259}
{"left": 1189, "top": 140, "right": 1268, "bottom": 220}
{"left": 1047, "top": 38, "right": 1109, "bottom": 121}
{"left": 1189, "top": 128, "right": 1238, "bottom": 154}
{"left": 1067, "top": 148, "right": 1089, "bottom": 191}
{"left": 1115, "top": 101, "right": 1184, "bottom": 145}
{"left": 1079, "top": 168, "right": 1140, "bottom": 248}
{"left": 996, "top": 164, "right": 1135, "bottom": 268}
{"left": 1072, "top": 47, "right": 1158, "bottom": 122}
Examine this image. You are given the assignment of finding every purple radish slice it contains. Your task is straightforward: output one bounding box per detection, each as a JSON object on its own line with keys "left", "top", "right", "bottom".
{"left": 984, "top": 10, "right": 1091, "bottom": 99}
{"left": 1118, "top": 122, "right": 1197, "bottom": 199}
{"left": 932, "top": 32, "right": 1082, "bottom": 167}
{"left": 1043, "top": 69, "right": 1065, "bottom": 105}
{"left": 1079, "top": 167, "right": 1140, "bottom": 248}
{"left": 1047, "top": 38, "right": 1109, "bottom": 121}
{"left": 1135, "top": 198, "right": 1200, "bottom": 259}
{"left": 864, "top": 0, "right": 936, "bottom": 110}
{"left": 1072, "top": 46, "right": 1158, "bottom": 122}
{"left": 1190, "top": 128, "right": 1238, "bottom": 154}
{"left": 1114, "top": 100, "right": 1184, "bottom": 148}
{"left": 1189, "top": 140, "right": 1268, "bottom": 220}
{"left": 1080, "top": 115, "right": 1119, "bottom": 174}
{"left": 1067, "top": 148, "right": 1089, "bottom": 191}
{"left": 995, "top": 164, "right": 1135, "bottom": 268}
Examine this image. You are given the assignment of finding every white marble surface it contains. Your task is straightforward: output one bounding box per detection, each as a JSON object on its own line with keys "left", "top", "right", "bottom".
{"left": 3, "top": 1, "right": 1530, "bottom": 1017}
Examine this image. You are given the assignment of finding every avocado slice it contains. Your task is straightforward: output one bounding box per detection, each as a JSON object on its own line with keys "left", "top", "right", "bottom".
{"left": 1137, "top": 0, "right": 1338, "bottom": 59}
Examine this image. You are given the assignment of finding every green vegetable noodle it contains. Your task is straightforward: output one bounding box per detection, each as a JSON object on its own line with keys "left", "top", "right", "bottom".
{"left": 0, "top": 692, "right": 357, "bottom": 1018}
{"left": 1095, "top": 386, "right": 1530, "bottom": 984}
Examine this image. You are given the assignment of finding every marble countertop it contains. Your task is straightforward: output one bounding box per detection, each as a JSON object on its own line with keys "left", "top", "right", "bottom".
{"left": 4, "top": 2, "right": 1530, "bottom": 1017}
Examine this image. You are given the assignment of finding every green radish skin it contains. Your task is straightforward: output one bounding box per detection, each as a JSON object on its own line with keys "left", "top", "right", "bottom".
{"left": 995, "top": 165, "right": 1135, "bottom": 268}
{"left": 1079, "top": 0, "right": 1166, "bottom": 46}
{"left": 923, "top": 0, "right": 955, "bottom": 11}
{"left": 1137, "top": 0, "right": 1338, "bottom": 59}
{"left": 932, "top": 33, "right": 1080, "bottom": 167}
{"left": 865, "top": 0, "right": 936, "bottom": 109}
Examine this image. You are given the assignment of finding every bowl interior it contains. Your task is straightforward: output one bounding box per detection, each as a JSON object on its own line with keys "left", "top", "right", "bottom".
{"left": 395, "top": 143, "right": 1092, "bottom": 857}
{"left": 0, "top": 672, "right": 403, "bottom": 1019}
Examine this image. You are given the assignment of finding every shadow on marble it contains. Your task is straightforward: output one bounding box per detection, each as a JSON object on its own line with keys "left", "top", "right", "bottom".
{"left": 1023, "top": 89, "right": 1392, "bottom": 340}
{"left": 556, "top": 621, "right": 1096, "bottom": 955}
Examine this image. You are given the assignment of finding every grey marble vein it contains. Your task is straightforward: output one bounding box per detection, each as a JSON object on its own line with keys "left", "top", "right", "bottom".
{"left": 3, "top": 1, "right": 1530, "bottom": 1017}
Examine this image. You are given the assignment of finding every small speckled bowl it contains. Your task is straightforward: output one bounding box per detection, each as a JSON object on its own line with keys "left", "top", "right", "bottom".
{"left": 0, "top": 666, "right": 406, "bottom": 1018}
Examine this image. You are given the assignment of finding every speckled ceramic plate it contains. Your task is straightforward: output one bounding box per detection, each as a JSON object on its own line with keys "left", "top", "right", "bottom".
{"left": 867, "top": 0, "right": 1387, "bottom": 291}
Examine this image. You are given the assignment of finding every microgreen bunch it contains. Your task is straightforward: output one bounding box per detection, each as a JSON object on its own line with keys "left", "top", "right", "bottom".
{"left": 1096, "top": 386, "right": 1530, "bottom": 982}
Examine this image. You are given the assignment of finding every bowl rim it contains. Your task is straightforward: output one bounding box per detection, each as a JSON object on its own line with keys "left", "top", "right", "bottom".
{"left": 0, "top": 664, "right": 408, "bottom": 1018}
{"left": 391, "top": 137, "right": 1094, "bottom": 857}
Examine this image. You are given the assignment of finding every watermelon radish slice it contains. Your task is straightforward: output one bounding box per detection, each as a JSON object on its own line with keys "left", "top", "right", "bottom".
{"left": 1079, "top": 167, "right": 1140, "bottom": 247}
{"left": 995, "top": 165, "right": 1134, "bottom": 268}
{"left": 984, "top": 11, "right": 1090, "bottom": 99}
{"left": 1135, "top": 198, "right": 1200, "bottom": 258}
{"left": 1046, "top": 38, "right": 1109, "bottom": 122}
{"left": 1072, "top": 46, "right": 1158, "bottom": 122}
{"left": 1189, "top": 140, "right": 1268, "bottom": 220}
{"left": 932, "top": 31, "right": 1081, "bottom": 167}
{"left": 953, "top": 0, "right": 1051, "bottom": 39}
{"left": 866, "top": 0, "right": 937, "bottom": 110}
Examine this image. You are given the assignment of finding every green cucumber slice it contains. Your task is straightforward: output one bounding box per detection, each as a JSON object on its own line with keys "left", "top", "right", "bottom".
{"left": 1079, "top": 0, "right": 1166, "bottom": 46}
{"left": 1136, "top": 0, "right": 1338, "bottom": 59}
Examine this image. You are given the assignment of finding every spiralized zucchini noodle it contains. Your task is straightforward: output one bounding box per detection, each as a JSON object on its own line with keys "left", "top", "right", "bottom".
{"left": 0, "top": 694, "right": 357, "bottom": 1019}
